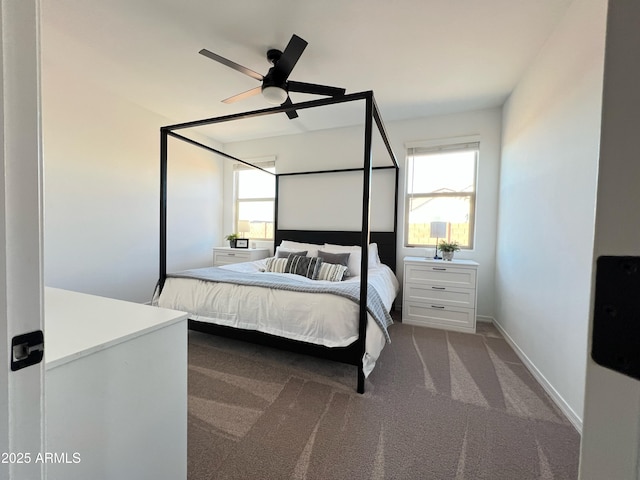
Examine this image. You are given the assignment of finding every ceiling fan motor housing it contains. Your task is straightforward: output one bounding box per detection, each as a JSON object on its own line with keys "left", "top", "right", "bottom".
{"left": 266, "top": 48, "right": 282, "bottom": 65}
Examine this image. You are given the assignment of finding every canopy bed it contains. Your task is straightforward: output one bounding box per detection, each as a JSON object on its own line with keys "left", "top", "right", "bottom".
{"left": 155, "top": 91, "right": 399, "bottom": 393}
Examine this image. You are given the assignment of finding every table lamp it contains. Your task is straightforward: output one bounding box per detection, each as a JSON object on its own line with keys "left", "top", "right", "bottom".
{"left": 238, "top": 220, "right": 250, "bottom": 239}
{"left": 430, "top": 221, "right": 447, "bottom": 260}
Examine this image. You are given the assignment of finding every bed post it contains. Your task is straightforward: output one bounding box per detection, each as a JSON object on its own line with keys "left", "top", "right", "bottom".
{"left": 357, "top": 92, "right": 374, "bottom": 394}
{"left": 274, "top": 174, "right": 280, "bottom": 253}
{"left": 372, "top": 96, "right": 400, "bottom": 273}
{"left": 159, "top": 127, "right": 169, "bottom": 293}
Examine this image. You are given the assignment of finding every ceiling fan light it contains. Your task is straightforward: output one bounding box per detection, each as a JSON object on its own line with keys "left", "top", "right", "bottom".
{"left": 262, "top": 86, "right": 288, "bottom": 105}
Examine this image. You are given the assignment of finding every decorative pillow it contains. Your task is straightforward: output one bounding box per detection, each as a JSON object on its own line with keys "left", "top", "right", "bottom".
{"left": 284, "top": 255, "right": 323, "bottom": 280}
{"left": 316, "top": 262, "right": 349, "bottom": 282}
{"left": 275, "top": 248, "right": 308, "bottom": 259}
{"left": 317, "top": 250, "right": 350, "bottom": 267}
{"left": 322, "top": 244, "right": 362, "bottom": 277}
{"left": 264, "top": 257, "right": 289, "bottom": 273}
{"left": 279, "top": 240, "right": 322, "bottom": 258}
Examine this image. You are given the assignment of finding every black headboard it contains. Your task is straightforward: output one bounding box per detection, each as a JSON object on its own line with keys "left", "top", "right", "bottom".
{"left": 275, "top": 229, "right": 397, "bottom": 273}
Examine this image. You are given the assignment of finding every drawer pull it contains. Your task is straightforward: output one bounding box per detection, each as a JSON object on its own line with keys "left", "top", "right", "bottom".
{"left": 432, "top": 267, "right": 446, "bottom": 271}
{"left": 431, "top": 286, "right": 445, "bottom": 290}
{"left": 227, "top": 253, "right": 235, "bottom": 256}
{"left": 431, "top": 305, "right": 445, "bottom": 309}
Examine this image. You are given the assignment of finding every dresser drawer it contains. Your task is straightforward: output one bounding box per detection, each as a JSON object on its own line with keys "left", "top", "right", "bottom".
{"left": 405, "top": 263, "right": 476, "bottom": 288}
{"left": 404, "top": 283, "right": 475, "bottom": 308}
{"left": 403, "top": 302, "right": 475, "bottom": 333}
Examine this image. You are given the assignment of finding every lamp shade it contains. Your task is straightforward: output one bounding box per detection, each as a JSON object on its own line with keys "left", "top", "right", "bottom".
{"left": 238, "top": 220, "right": 250, "bottom": 234}
{"left": 430, "top": 221, "right": 447, "bottom": 238}
{"left": 262, "top": 86, "right": 288, "bottom": 105}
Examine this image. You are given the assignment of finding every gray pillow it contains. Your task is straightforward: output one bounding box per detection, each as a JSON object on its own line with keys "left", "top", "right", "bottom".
{"left": 276, "top": 248, "right": 308, "bottom": 259}
{"left": 317, "top": 250, "right": 350, "bottom": 267}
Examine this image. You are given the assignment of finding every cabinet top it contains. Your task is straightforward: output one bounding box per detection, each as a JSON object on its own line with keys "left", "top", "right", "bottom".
{"left": 44, "top": 287, "right": 187, "bottom": 370}
{"left": 403, "top": 256, "right": 479, "bottom": 267}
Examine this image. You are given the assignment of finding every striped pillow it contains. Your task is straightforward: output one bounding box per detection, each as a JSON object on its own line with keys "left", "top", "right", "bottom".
{"left": 316, "top": 262, "right": 349, "bottom": 282}
{"left": 284, "top": 255, "right": 323, "bottom": 280}
{"left": 264, "top": 257, "right": 289, "bottom": 273}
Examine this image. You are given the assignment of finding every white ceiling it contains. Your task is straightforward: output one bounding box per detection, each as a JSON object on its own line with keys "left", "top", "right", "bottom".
{"left": 41, "top": 0, "right": 574, "bottom": 143}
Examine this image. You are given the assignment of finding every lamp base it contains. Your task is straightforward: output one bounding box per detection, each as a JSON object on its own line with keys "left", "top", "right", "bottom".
{"left": 433, "top": 238, "right": 442, "bottom": 260}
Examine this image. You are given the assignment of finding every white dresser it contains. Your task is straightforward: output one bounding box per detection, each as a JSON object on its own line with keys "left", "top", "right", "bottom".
{"left": 402, "top": 257, "right": 479, "bottom": 333}
{"left": 213, "top": 246, "right": 270, "bottom": 266}
{"left": 45, "top": 288, "right": 188, "bottom": 480}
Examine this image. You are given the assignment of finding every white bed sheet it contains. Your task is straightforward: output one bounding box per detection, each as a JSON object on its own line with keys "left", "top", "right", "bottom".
{"left": 156, "top": 258, "right": 399, "bottom": 377}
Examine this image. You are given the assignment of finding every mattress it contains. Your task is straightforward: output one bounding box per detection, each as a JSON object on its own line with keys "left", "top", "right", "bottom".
{"left": 155, "top": 258, "right": 399, "bottom": 376}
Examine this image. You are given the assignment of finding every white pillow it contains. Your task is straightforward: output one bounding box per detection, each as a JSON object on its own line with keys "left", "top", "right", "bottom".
{"left": 323, "top": 243, "right": 362, "bottom": 277}
{"left": 323, "top": 242, "right": 381, "bottom": 273}
{"left": 279, "top": 240, "right": 322, "bottom": 258}
{"left": 368, "top": 243, "right": 382, "bottom": 267}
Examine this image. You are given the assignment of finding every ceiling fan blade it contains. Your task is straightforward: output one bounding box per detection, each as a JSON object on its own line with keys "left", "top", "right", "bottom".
{"left": 274, "top": 34, "right": 308, "bottom": 80}
{"left": 222, "top": 86, "right": 262, "bottom": 104}
{"left": 199, "top": 48, "right": 263, "bottom": 81}
{"left": 282, "top": 97, "right": 298, "bottom": 119}
{"left": 287, "top": 81, "right": 346, "bottom": 97}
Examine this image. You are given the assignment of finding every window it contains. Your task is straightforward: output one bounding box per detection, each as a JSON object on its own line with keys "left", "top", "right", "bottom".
{"left": 234, "top": 161, "right": 276, "bottom": 240}
{"left": 405, "top": 141, "right": 478, "bottom": 249}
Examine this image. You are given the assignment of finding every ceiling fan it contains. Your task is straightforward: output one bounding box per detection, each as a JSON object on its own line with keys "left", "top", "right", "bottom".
{"left": 199, "top": 34, "right": 346, "bottom": 119}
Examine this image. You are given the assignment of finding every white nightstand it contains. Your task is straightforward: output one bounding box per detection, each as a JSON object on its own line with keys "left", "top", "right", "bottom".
{"left": 213, "top": 247, "right": 270, "bottom": 267}
{"left": 402, "top": 256, "right": 479, "bottom": 333}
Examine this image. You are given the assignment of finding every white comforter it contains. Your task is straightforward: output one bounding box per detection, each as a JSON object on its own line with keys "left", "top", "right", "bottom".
{"left": 156, "top": 258, "right": 399, "bottom": 376}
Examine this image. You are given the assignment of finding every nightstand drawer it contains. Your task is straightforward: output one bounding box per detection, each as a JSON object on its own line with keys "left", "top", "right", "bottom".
{"left": 405, "top": 263, "right": 476, "bottom": 288}
{"left": 214, "top": 251, "right": 250, "bottom": 265}
{"left": 212, "top": 247, "right": 270, "bottom": 267}
{"left": 403, "top": 303, "right": 475, "bottom": 333}
{"left": 404, "top": 283, "right": 475, "bottom": 308}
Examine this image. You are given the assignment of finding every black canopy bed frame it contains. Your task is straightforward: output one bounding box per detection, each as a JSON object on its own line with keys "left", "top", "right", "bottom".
{"left": 158, "top": 91, "right": 399, "bottom": 393}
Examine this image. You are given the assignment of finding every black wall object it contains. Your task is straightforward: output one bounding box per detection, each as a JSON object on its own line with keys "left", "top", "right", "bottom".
{"left": 592, "top": 256, "right": 640, "bottom": 381}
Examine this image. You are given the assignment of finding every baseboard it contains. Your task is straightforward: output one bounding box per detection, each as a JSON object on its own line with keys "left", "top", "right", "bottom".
{"left": 491, "top": 317, "right": 583, "bottom": 433}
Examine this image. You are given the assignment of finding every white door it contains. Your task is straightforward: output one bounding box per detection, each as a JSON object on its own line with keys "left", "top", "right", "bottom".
{"left": 0, "top": 1, "right": 45, "bottom": 479}
{"left": 579, "top": 1, "right": 640, "bottom": 479}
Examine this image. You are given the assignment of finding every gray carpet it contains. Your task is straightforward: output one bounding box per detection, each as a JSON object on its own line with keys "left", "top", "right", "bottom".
{"left": 187, "top": 316, "right": 580, "bottom": 479}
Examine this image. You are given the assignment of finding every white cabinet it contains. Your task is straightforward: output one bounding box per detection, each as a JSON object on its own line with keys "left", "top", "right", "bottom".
{"left": 213, "top": 247, "right": 270, "bottom": 266}
{"left": 402, "top": 257, "right": 479, "bottom": 333}
{"left": 45, "top": 288, "right": 188, "bottom": 480}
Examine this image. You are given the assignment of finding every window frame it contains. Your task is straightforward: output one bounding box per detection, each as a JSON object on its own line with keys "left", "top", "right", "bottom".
{"left": 404, "top": 138, "right": 479, "bottom": 249}
{"left": 233, "top": 160, "right": 276, "bottom": 241}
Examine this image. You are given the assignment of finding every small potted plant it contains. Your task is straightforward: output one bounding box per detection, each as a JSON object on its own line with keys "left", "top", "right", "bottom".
{"left": 225, "top": 233, "right": 239, "bottom": 248}
{"left": 439, "top": 240, "right": 460, "bottom": 261}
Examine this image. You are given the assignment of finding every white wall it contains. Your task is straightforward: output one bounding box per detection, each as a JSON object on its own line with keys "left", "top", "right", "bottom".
{"left": 42, "top": 60, "right": 224, "bottom": 303}
{"left": 580, "top": 1, "right": 640, "bottom": 477}
{"left": 224, "top": 123, "right": 398, "bottom": 251}
{"left": 224, "top": 107, "right": 502, "bottom": 319}
{"left": 496, "top": 0, "right": 607, "bottom": 428}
